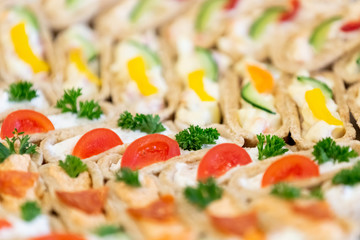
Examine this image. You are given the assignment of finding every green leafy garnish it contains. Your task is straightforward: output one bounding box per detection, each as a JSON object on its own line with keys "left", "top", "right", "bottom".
{"left": 21, "top": 201, "right": 41, "bottom": 222}
{"left": 271, "top": 183, "right": 301, "bottom": 200}
{"left": 0, "top": 129, "right": 37, "bottom": 163}
{"left": 332, "top": 161, "right": 360, "bottom": 186}
{"left": 115, "top": 168, "right": 141, "bottom": 187}
{"left": 257, "top": 134, "right": 288, "bottom": 160}
{"left": 117, "top": 111, "right": 165, "bottom": 134}
{"left": 7, "top": 81, "right": 38, "bottom": 102}
{"left": 55, "top": 88, "right": 103, "bottom": 120}
{"left": 309, "top": 187, "right": 324, "bottom": 200}
{"left": 78, "top": 100, "right": 103, "bottom": 120}
{"left": 175, "top": 125, "right": 220, "bottom": 151}
{"left": 312, "top": 138, "right": 358, "bottom": 165}
{"left": 59, "top": 155, "right": 88, "bottom": 178}
{"left": 95, "top": 225, "right": 125, "bottom": 237}
{"left": 356, "top": 55, "right": 360, "bottom": 67}
{"left": 184, "top": 178, "right": 223, "bottom": 209}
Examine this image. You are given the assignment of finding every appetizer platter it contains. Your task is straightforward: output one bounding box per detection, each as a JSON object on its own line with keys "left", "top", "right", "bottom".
{"left": 2, "top": 0, "right": 360, "bottom": 239}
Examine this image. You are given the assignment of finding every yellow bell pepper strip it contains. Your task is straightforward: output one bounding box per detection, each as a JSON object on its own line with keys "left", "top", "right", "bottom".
{"left": 305, "top": 88, "right": 343, "bottom": 126}
{"left": 127, "top": 56, "right": 158, "bottom": 96}
{"left": 10, "top": 22, "right": 49, "bottom": 73}
{"left": 69, "top": 49, "right": 101, "bottom": 86}
{"left": 188, "top": 70, "right": 216, "bottom": 101}
{"left": 247, "top": 65, "right": 274, "bottom": 94}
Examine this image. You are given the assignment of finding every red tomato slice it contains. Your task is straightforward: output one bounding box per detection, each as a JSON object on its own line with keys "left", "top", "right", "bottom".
{"left": 121, "top": 134, "right": 180, "bottom": 170}
{"left": 29, "top": 233, "right": 86, "bottom": 240}
{"left": 0, "top": 170, "right": 38, "bottom": 198}
{"left": 0, "top": 219, "right": 11, "bottom": 230}
{"left": 127, "top": 195, "right": 175, "bottom": 222}
{"left": 261, "top": 154, "right": 319, "bottom": 187}
{"left": 197, "top": 143, "right": 251, "bottom": 180}
{"left": 56, "top": 187, "right": 108, "bottom": 215}
{"left": 1, "top": 110, "right": 54, "bottom": 139}
{"left": 279, "top": 0, "right": 300, "bottom": 22}
{"left": 340, "top": 20, "right": 360, "bottom": 32}
{"left": 72, "top": 128, "right": 123, "bottom": 159}
{"left": 224, "top": 0, "right": 240, "bottom": 10}
{"left": 209, "top": 212, "right": 259, "bottom": 237}
{"left": 292, "top": 201, "right": 333, "bottom": 220}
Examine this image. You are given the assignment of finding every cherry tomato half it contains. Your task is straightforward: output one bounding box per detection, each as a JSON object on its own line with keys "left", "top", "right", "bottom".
{"left": 197, "top": 143, "right": 251, "bottom": 180}
{"left": 279, "top": 0, "right": 300, "bottom": 22}
{"left": 121, "top": 134, "right": 180, "bottom": 170}
{"left": 261, "top": 154, "right": 319, "bottom": 187}
{"left": 72, "top": 128, "right": 123, "bottom": 159}
{"left": 340, "top": 20, "right": 360, "bottom": 32}
{"left": 29, "top": 233, "right": 86, "bottom": 240}
{"left": 1, "top": 109, "right": 54, "bottom": 139}
{"left": 224, "top": 0, "right": 240, "bottom": 11}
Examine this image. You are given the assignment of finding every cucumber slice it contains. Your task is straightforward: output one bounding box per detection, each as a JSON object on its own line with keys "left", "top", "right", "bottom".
{"left": 249, "top": 6, "right": 285, "bottom": 40}
{"left": 241, "top": 82, "right": 276, "bottom": 114}
{"left": 129, "top": 0, "right": 152, "bottom": 23}
{"left": 356, "top": 55, "right": 360, "bottom": 67}
{"left": 66, "top": 0, "right": 80, "bottom": 8}
{"left": 74, "top": 35, "right": 97, "bottom": 62}
{"left": 195, "top": 0, "right": 227, "bottom": 32}
{"left": 297, "top": 76, "right": 333, "bottom": 99}
{"left": 127, "top": 40, "right": 161, "bottom": 68}
{"left": 309, "top": 16, "right": 341, "bottom": 51}
{"left": 11, "top": 6, "right": 39, "bottom": 30}
{"left": 195, "top": 47, "right": 218, "bottom": 82}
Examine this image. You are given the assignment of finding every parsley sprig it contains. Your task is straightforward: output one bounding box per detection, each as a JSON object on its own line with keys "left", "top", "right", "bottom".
{"left": 271, "top": 183, "right": 324, "bottom": 200}
{"left": 312, "top": 138, "right": 358, "bottom": 165}
{"left": 0, "top": 129, "right": 37, "bottom": 163}
{"left": 257, "top": 134, "right": 288, "bottom": 160}
{"left": 21, "top": 201, "right": 41, "bottom": 222}
{"left": 117, "top": 111, "right": 165, "bottom": 134}
{"left": 59, "top": 155, "right": 88, "bottom": 178}
{"left": 115, "top": 168, "right": 141, "bottom": 187}
{"left": 95, "top": 225, "right": 125, "bottom": 237}
{"left": 175, "top": 125, "right": 220, "bottom": 151}
{"left": 332, "top": 161, "right": 360, "bottom": 186}
{"left": 7, "top": 81, "right": 38, "bottom": 102}
{"left": 184, "top": 178, "right": 223, "bottom": 209}
{"left": 55, "top": 88, "right": 103, "bottom": 120}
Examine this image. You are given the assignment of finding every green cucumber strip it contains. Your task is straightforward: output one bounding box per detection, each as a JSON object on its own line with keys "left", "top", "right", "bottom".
{"left": 11, "top": 6, "right": 39, "bottom": 30}
{"left": 129, "top": 0, "right": 152, "bottom": 23}
{"left": 195, "top": 0, "right": 227, "bottom": 32}
{"left": 195, "top": 47, "right": 218, "bottom": 82}
{"left": 66, "top": 0, "right": 80, "bottom": 8}
{"left": 127, "top": 40, "right": 161, "bottom": 68}
{"left": 356, "top": 55, "right": 360, "bottom": 67}
{"left": 249, "top": 6, "right": 285, "bottom": 40}
{"left": 241, "top": 82, "right": 276, "bottom": 114}
{"left": 297, "top": 76, "right": 333, "bottom": 99}
{"left": 74, "top": 35, "right": 97, "bottom": 62}
{"left": 309, "top": 16, "right": 341, "bottom": 51}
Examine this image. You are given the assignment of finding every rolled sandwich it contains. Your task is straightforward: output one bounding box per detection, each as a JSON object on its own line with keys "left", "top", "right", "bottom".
{"left": 222, "top": 59, "right": 289, "bottom": 146}
{"left": 104, "top": 30, "right": 178, "bottom": 119}
{"left": 271, "top": 3, "right": 360, "bottom": 73}
{"left": 54, "top": 24, "right": 109, "bottom": 100}
{"left": 286, "top": 71, "right": 355, "bottom": 149}
{"left": 0, "top": 0, "right": 55, "bottom": 83}
{"left": 334, "top": 45, "right": 360, "bottom": 84}
{"left": 95, "top": 0, "right": 193, "bottom": 38}
{"left": 347, "top": 82, "right": 360, "bottom": 129}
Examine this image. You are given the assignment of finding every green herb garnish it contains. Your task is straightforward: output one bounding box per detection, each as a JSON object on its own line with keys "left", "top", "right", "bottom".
{"left": 117, "top": 111, "right": 165, "bottom": 134}
{"left": 257, "top": 134, "right": 288, "bottom": 160}
{"left": 21, "top": 201, "right": 41, "bottom": 222}
{"left": 59, "top": 155, "right": 88, "bottom": 178}
{"left": 309, "top": 186, "right": 324, "bottom": 200}
{"left": 175, "top": 125, "right": 220, "bottom": 151}
{"left": 7, "top": 81, "right": 38, "bottom": 102}
{"left": 312, "top": 138, "right": 358, "bottom": 165}
{"left": 55, "top": 88, "right": 103, "bottom": 120}
{"left": 0, "top": 129, "right": 37, "bottom": 163}
{"left": 332, "top": 161, "right": 360, "bottom": 186}
{"left": 115, "top": 168, "right": 141, "bottom": 187}
{"left": 271, "top": 183, "right": 301, "bottom": 200}
{"left": 184, "top": 178, "right": 223, "bottom": 209}
{"left": 95, "top": 225, "right": 125, "bottom": 237}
